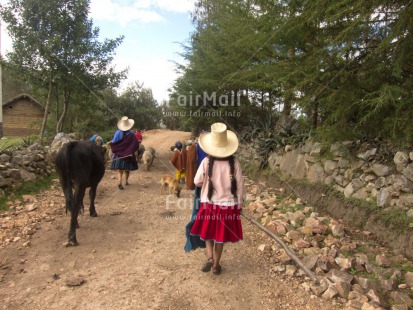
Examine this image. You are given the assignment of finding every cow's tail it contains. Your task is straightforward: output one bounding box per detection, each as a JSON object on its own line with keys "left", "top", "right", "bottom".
{"left": 62, "top": 142, "right": 75, "bottom": 214}
{"left": 55, "top": 142, "right": 74, "bottom": 215}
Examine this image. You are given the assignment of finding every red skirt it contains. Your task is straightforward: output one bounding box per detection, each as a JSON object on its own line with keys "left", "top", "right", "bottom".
{"left": 190, "top": 202, "right": 243, "bottom": 243}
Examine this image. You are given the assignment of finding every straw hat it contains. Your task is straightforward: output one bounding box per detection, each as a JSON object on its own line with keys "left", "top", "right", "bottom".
{"left": 117, "top": 116, "right": 135, "bottom": 131}
{"left": 198, "top": 123, "right": 239, "bottom": 158}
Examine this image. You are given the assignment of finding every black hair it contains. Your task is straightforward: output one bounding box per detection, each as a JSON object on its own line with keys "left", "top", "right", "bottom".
{"left": 207, "top": 155, "right": 237, "bottom": 201}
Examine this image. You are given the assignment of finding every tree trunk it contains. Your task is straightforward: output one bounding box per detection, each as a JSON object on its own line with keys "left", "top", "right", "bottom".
{"left": 56, "top": 90, "right": 70, "bottom": 133}
{"left": 283, "top": 100, "right": 292, "bottom": 116}
{"left": 283, "top": 91, "right": 292, "bottom": 116}
{"left": 312, "top": 101, "right": 319, "bottom": 130}
{"left": 55, "top": 82, "right": 59, "bottom": 123}
{"left": 40, "top": 77, "right": 53, "bottom": 139}
{"left": 284, "top": 46, "right": 295, "bottom": 117}
{"left": 261, "top": 90, "right": 264, "bottom": 110}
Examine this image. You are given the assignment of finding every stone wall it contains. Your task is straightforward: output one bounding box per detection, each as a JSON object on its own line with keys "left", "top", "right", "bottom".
{"left": 238, "top": 139, "right": 413, "bottom": 218}
{"left": 0, "top": 144, "right": 53, "bottom": 197}
{"left": 0, "top": 133, "right": 85, "bottom": 198}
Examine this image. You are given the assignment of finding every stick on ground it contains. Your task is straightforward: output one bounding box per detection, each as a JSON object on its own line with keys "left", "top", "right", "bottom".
{"left": 241, "top": 212, "right": 317, "bottom": 281}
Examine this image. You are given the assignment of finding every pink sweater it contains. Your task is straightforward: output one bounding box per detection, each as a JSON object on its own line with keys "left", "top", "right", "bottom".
{"left": 194, "top": 157, "right": 245, "bottom": 206}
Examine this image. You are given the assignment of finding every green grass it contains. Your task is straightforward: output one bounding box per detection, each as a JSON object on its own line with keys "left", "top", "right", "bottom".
{"left": 348, "top": 267, "right": 380, "bottom": 279}
{"left": 341, "top": 250, "right": 354, "bottom": 258}
{"left": 316, "top": 150, "right": 336, "bottom": 161}
{"left": 0, "top": 137, "right": 25, "bottom": 152}
{"left": 395, "top": 262, "right": 413, "bottom": 273}
{"left": 326, "top": 185, "right": 412, "bottom": 233}
{"left": 239, "top": 160, "right": 262, "bottom": 177}
{"left": 0, "top": 172, "right": 58, "bottom": 210}
{"left": 374, "top": 209, "right": 413, "bottom": 232}
{"left": 277, "top": 200, "right": 306, "bottom": 213}
{"left": 349, "top": 267, "right": 363, "bottom": 277}
{"left": 356, "top": 244, "right": 367, "bottom": 252}
{"left": 367, "top": 253, "right": 376, "bottom": 263}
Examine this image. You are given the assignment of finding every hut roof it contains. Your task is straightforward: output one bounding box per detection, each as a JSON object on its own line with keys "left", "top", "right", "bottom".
{"left": 3, "top": 94, "right": 44, "bottom": 109}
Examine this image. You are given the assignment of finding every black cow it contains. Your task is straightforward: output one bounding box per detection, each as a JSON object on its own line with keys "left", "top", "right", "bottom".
{"left": 55, "top": 141, "right": 105, "bottom": 246}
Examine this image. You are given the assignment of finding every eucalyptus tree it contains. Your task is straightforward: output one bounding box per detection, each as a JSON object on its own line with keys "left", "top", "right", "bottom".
{"left": 291, "top": 0, "right": 413, "bottom": 141}
{"left": 0, "top": 0, "right": 126, "bottom": 138}
{"left": 107, "top": 82, "right": 162, "bottom": 130}
{"left": 177, "top": 0, "right": 413, "bottom": 142}
{"left": 174, "top": 0, "right": 269, "bottom": 131}
{"left": 176, "top": 0, "right": 306, "bottom": 131}
{"left": 1, "top": 66, "right": 31, "bottom": 100}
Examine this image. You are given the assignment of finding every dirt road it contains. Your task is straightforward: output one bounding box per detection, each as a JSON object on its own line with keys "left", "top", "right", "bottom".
{"left": 0, "top": 129, "right": 341, "bottom": 309}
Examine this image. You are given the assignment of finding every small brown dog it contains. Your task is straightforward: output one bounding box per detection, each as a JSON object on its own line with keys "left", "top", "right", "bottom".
{"left": 160, "top": 175, "right": 181, "bottom": 198}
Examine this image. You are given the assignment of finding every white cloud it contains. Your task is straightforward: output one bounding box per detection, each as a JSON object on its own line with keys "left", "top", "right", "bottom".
{"left": 1, "top": 21, "right": 13, "bottom": 54}
{"left": 150, "top": 0, "right": 195, "bottom": 13}
{"left": 117, "top": 56, "right": 178, "bottom": 103}
{"left": 90, "top": 0, "right": 164, "bottom": 25}
{"left": 90, "top": 0, "right": 195, "bottom": 25}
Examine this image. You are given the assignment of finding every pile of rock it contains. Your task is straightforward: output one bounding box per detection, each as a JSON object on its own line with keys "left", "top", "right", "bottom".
{"left": 0, "top": 143, "right": 54, "bottom": 197}
{"left": 245, "top": 179, "right": 413, "bottom": 309}
{"left": 47, "top": 132, "right": 76, "bottom": 165}
{"left": 0, "top": 132, "right": 79, "bottom": 198}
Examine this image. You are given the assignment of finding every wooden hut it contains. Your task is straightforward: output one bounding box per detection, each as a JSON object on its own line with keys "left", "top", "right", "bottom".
{"left": 2, "top": 94, "right": 44, "bottom": 137}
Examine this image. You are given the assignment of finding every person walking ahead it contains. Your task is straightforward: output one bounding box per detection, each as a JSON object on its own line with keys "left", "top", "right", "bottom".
{"left": 110, "top": 116, "right": 140, "bottom": 190}
{"left": 170, "top": 141, "right": 186, "bottom": 184}
{"left": 190, "top": 123, "right": 245, "bottom": 275}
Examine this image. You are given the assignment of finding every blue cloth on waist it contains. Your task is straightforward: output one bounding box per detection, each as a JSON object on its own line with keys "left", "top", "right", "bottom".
{"left": 184, "top": 186, "right": 206, "bottom": 252}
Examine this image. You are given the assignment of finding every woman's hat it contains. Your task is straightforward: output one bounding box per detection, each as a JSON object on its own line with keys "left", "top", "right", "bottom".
{"left": 117, "top": 116, "right": 135, "bottom": 131}
{"left": 198, "top": 123, "right": 239, "bottom": 158}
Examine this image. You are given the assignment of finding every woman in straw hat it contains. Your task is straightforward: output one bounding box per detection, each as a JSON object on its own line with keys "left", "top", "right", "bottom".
{"left": 109, "top": 116, "right": 140, "bottom": 190}
{"left": 190, "top": 123, "right": 245, "bottom": 275}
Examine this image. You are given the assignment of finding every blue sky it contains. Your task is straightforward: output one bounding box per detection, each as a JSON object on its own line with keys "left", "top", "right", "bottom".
{"left": 1, "top": 0, "right": 196, "bottom": 103}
